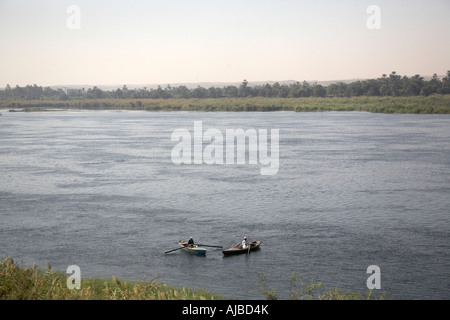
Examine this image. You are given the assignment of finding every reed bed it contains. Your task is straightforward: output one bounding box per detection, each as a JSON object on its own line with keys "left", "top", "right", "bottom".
{"left": 1, "top": 95, "right": 449, "bottom": 114}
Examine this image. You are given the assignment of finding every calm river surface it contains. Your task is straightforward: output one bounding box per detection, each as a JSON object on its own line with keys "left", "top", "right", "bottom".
{"left": 0, "top": 110, "right": 449, "bottom": 299}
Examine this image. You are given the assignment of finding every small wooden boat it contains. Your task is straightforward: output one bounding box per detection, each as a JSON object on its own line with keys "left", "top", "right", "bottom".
{"left": 222, "top": 240, "right": 261, "bottom": 255}
{"left": 178, "top": 240, "right": 207, "bottom": 255}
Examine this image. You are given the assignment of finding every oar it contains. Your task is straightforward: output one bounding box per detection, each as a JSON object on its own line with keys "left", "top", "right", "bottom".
{"left": 164, "top": 247, "right": 184, "bottom": 254}
{"left": 197, "top": 244, "right": 223, "bottom": 249}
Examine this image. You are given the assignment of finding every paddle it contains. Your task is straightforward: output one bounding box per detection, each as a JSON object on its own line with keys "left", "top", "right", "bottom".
{"left": 164, "top": 247, "right": 184, "bottom": 254}
{"left": 196, "top": 244, "right": 223, "bottom": 249}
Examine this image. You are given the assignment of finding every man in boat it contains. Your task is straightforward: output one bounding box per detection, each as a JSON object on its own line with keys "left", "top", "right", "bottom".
{"left": 241, "top": 236, "right": 248, "bottom": 249}
{"left": 187, "top": 237, "right": 195, "bottom": 247}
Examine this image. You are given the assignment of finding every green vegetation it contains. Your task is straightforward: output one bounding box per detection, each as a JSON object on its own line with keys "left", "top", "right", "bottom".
{"left": 1, "top": 71, "right": 450, "bottom": 114}
{"left": 1, "top": 71, "right": 450, "bottom": 100}
{"left": 1, "top": 95, "right": 450, "bottom": 114}
{"left": 0, "top": 70, "right": 450, "bottom": 114}
{"left": 1, "top": 257, "right": 386, "bottom": 300}
{"left": 0, "top": 257, "right": 223, "bottom": 300}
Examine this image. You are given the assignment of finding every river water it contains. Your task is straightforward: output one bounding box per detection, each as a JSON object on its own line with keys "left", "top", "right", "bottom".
{"left": 0, "top": 110, "right": 449, "bottom": 299}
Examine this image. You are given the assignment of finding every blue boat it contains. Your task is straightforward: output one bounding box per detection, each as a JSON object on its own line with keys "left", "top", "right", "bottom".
{"left": 178, "top": 240, "right": 207, "bottom": 255}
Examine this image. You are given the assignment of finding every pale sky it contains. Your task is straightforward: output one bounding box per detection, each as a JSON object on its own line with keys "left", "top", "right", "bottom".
{"left": 0, "top": 0, "right": 449, "bottom": 87}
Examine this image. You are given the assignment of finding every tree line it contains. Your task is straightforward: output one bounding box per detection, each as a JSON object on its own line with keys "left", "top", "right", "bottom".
{"left": 1, "top": 71, "right": 449, "bottom": 101}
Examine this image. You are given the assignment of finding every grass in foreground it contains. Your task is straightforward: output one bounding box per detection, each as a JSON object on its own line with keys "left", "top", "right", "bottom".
{"left": 0, "top": 257, "right": 223, "bottom": 300}
{"left": 1, "top": 257, "right": 386, "bottom": 300}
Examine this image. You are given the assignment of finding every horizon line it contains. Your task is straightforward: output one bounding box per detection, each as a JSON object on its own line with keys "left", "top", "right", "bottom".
{"left": 2, "top": 72, "right": 448, "bottom": 90}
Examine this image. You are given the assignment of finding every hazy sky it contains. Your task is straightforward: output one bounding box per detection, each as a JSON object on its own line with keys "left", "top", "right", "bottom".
{"left": 0, "top": 0, "right": 449, "bottom": 87}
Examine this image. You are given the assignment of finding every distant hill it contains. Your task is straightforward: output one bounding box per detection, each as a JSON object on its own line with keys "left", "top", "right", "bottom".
{"left": 48, "top": 79, "right": 361, "bottom": 91}
{"left": 48, "top": 75, "right": 445, "bottom": 91}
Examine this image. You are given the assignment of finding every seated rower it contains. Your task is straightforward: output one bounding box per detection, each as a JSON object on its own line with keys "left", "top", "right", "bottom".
{"left": 187, "top": 237, "right": 195, "bottom": 247}
{"left": 241, "top": 236, "right": 248, "bottom": 249}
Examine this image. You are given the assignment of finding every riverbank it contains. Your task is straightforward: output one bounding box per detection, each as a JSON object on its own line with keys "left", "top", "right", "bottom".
{"left": 0, "top": 257, "right": 224, "bottom": 300}
{"left": 1, "top": 95, "right": 449, "bottom": 113}
{"left": 1, "top": 257, "right": 385, "bottom": 300}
